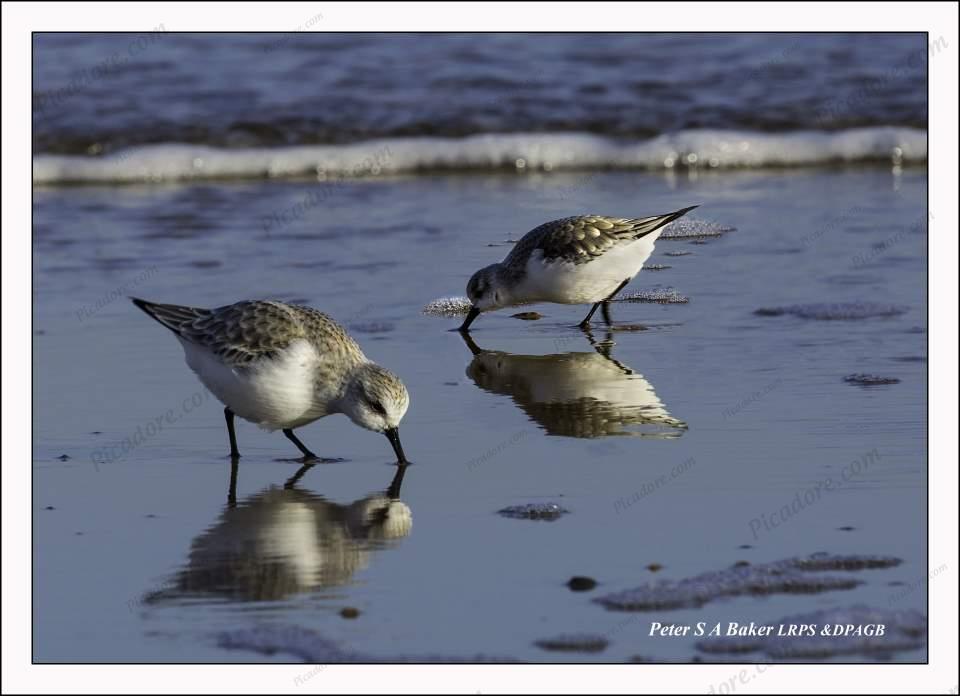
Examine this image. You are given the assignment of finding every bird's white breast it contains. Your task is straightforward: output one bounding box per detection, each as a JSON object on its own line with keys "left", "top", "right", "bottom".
{"left": 520, "top": 231, "right": 661, "bottom": 305}
{"left": 180, "top": 338, "right": 326, "bottom": 430}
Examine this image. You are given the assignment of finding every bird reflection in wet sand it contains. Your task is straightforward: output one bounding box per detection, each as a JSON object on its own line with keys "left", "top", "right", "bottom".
{"left": 461, "top": 331, "right": 686, "bottom": 438}
{"left": 147, "top": 463, "right": 411, "bottom": 603}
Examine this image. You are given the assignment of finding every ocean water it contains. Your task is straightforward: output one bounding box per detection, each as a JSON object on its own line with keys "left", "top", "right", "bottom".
{"left": 33, "top": 33, "right": 927, "bottom": 664}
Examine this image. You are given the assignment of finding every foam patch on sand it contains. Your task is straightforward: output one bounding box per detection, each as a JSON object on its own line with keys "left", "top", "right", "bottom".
{"left": 498, "top": 502, "right": 570, "bottom": 521}
{"left": 218, "top": 625, "right": 519, "bottom": 663}
{"left": 422, "top": 296, "right": 473, "bottom": 317}
{"left": 661, "top": 218, "right": 736, "bottom": 240}
{"left": 754, "top": 303, "right": 909, "bottom": 320}
{"left": 593, "top": 553, "right": 900, "bottom": 612}
{"left": 619, "top": 289, "right": 689, "bottom": 304}
{"left": 844, "top": 373, "right": 901, "bottom": 386}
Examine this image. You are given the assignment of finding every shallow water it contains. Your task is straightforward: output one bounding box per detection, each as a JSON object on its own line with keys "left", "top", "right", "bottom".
{"left": 34, "top": 164, "right": 926, "bottom": 663}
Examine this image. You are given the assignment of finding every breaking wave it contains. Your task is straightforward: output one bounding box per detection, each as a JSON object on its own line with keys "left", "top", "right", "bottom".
{"left": 33, "top": 127, "right": 926, "bottom": 185}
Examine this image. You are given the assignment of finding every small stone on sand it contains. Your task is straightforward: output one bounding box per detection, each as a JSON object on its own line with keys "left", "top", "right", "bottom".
{"left": 567, "top": 576, "right": 597, "bottom": 592}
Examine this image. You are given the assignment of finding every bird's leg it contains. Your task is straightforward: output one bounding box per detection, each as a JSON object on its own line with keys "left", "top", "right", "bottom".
{"left": 283, "top": 429, "right": 318, "bottom": 460}
{"left": 578, "top": 302, "right": 602, "bottom": 329}
{"left": 224, "top": 407, "right": 241, "bottom": 459}
{"left": 457, "top": 306, "right": 480, "bottom": 333}
{"left": 582, "top": 325, "right": 616, "bottom": 360}
{"left": 386, "top": 462, "right": 408, "bottom": 499}
{"left": 227, "top": 456, "right": 239, "bottom": 508}
{"left": 600, "top": 279, "right": 631, "bottom": 327}
{"left": 600, "top": 301, "right": 614, "bottom": 326}
{"left": 284, "top": 460, "right": 316, "bottom": 489}
{"left": 459, "top": 330, "right": 484, "bottom": 356}
{"left": 581, "top": 323, "right": 599, "bottom": 346}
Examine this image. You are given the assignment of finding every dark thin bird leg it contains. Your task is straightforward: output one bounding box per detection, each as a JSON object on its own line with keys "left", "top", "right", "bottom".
{"left": 601, "top": 301, "right": 616, "bottom": 326}
{"left": 457, "top": 306, "right": 481, "bottom": 333}
{"left": 386, "top": 463, "right": 408, "bottom": 500}
{"left": 600, "top": 302, "right": 614, "bottom": 327}
{"left": 224, "top": 407, "right": 241, "bottom": 459}
{"left": 580, "top": 323, "right": 599, "bottom": 346}
{"left": 283, "top": 429, "right": 318, "bottom": 460}
{"left": 459, "top": 330, "right": 484, "bottom": 356}
{"left": 227, "top": 457, "right": 239, "bottom": 508}
{"left": 600, "top": 278, "right": 631, "bottom": 326}
{"left": 590, "top": 331, "right": 634, "bottom": 374}
{"left": 582, "top": 325, "right": 614, "bottom": 360}
{"left": 578, "top": 302, "right": 602, "bottom": 329}
{"left": 284, "top": 461, "right": 317, "bottom": 489}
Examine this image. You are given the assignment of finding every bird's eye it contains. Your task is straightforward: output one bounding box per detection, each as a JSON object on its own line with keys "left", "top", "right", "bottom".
{"left": 368, "top": 400, "right": 387, "bottom": 416}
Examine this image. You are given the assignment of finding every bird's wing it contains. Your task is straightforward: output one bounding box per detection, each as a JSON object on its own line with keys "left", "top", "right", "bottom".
{"left": 506, "top": 207, "right": 697, "bottom": 266}
{"left": 133, "top": 298, "right": 348, "bottom": 365}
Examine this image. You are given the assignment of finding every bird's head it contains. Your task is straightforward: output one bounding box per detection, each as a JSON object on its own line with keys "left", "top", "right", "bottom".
{"left": 466, "top": 264, "right": 508, "bottom": 312}
{"left": 342, "top": 363, "right": 410, "bottom": 462}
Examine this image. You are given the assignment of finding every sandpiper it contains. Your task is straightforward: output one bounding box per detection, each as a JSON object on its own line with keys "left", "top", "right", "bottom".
{"left": 458, "top": 206, "right": 698, "bottom": 331}
{"left": 132, "top": 298, "right": 409, "bottom": 463}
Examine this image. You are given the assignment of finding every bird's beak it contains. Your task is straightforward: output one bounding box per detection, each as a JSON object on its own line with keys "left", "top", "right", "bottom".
{"left": 458, "top": 306, "right": 480, "bottom": 332}
{"left": 384, "top": 427, "right": 407, "bottom": 464}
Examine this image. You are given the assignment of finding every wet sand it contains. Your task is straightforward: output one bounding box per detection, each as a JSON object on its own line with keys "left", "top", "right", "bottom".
{"left": 34, "top": 166, "right": 926, "bottom": 662}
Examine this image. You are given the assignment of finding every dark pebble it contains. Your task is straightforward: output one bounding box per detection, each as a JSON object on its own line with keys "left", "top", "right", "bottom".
{"left": 754, "top": 307, "right": 785, "bottom": 317}
{"left": 567, "top": 576, "right": 597, "bottom": 592}
{"left": 535, "top": 634, "right": 608, "bottom": 653}
{"left": 339, "top": 607, "right": 360, "bottom": 619}
{"left": 45, "top": 506, "right": 55, "bottom": 510}
{"left": 837, "top": 526, "right": 856, "bottom": 531}
{"left": 647, "top": 563, "right": 663, "bottom": 572}
{"left": 511, "top": 312, "right": 542, "bottom": 321}
{"left": 57, "top": 454, "right": 71, "bottom": 461}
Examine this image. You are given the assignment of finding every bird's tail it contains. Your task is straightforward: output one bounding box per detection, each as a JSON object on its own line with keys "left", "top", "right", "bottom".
{"left": 131, "top": 297, "right": 208, "bottom": 337}
{"left": 622, "top": 205, "right": 699, "bottom": 240}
